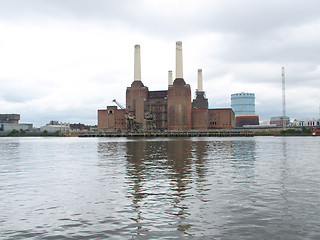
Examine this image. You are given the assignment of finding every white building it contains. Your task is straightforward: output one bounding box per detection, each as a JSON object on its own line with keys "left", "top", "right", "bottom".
{"left": 0, "top": 113, "right": 33, "bottom": 132}
{"left": 40, "top": 122, "right": 70, "bottom": 133}
{"left": 291, "top": 118, "right": 320, "bottom": 127}
{"left": 0, "top": 123, "right": 33, "bottom": 132}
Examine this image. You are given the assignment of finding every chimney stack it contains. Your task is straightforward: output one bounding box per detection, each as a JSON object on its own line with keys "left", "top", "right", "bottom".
{"left": 198, "top": 69, "right": 203, "bottom": 92}
{"left": 175, "top": 41, "right": 183, "bottom": 79}
{"left": 168, "top": 70, "right": 173, "bottom": 86}
{"left": 134, "top": 45, "right": 141, "bottom": 81}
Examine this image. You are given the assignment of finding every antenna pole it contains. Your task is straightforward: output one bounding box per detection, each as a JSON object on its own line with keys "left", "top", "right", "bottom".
{"left": 282, "top": 67, "right": 286, "bottom": 127}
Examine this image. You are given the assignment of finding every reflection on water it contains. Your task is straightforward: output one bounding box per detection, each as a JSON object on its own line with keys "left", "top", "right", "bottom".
{"left": 1, "top": 137, "right": 320, "bottom": 239}
{"left": 231, "top": 140, "right": 256, "bottom": 182}
{"left": 123, "top": 140, "right": 197, "bottom": 236}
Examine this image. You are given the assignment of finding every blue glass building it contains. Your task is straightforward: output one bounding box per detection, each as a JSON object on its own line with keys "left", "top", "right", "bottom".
{"left": 231, "top": 92, "right": 255, "bottom": 116}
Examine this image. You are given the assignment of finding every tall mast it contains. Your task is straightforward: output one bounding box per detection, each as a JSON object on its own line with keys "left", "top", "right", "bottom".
{"left": 282, "top": 67, "right": 286, "bottom": 127}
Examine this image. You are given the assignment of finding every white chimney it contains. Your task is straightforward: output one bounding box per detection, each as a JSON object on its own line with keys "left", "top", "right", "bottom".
{"left": 134, "top": 45, "right": 141, "bottom": 81}
{"left": 198, "top": 69, "right": 203, "bottom": 92}
{"left": 168, "top": 70, "right": 173, "bottom": 86}
{"left": 175, "top": 41, "right": 183, "bottom": 79}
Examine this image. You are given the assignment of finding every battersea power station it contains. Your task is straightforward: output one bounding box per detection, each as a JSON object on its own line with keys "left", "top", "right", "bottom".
{"left": 98, "top": 41, "right": 235, "bottom": 132}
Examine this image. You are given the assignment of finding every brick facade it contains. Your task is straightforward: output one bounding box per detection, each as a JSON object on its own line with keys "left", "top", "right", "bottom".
{"left": 208, "top": 109, "right": 235, "bottom": 129}
{"left": 236, "top": 115, "right": 259, "bottom": 128}
{"left": 192, "top": 108, "right": 208, "bottom": 130}
{"left": 167, "top": 78, "right": 192, "bottom": 130}
{"left": 126, "top": 81, "right": 149, "bottom": 130}
{"left": 98, "top": 106, "right": 126, "bottom": 131}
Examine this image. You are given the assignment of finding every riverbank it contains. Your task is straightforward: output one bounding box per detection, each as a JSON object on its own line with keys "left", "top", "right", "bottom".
{"left": 0, "top": 129, "right": 79, "bottom": 137}
{"left": 1, "top": 127, "right": 316, "bottom": 137}
{"left": 251, "top": 127, "right": 314, "bottom": 136}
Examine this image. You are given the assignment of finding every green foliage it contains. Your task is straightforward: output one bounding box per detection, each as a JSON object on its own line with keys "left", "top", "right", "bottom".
{"left": 280, "top": 128, "right": 301, "bottom": 135}
{"left": 281, "top": 127, "right": 312, "bottom": 135}
{"left": 40, "top": 130, "right": 62, "bottom": 136}
{"left": 1, "top": 128, "right": 65, "bottom": 137}
{"left": 42, "top": 130, "right": 49, "bottom": 136}
{"left": 20, "top": 129, "right": 26, "bottom": 135}
{"left": 9, "top": 129, "right": 20, "bottom": 136}
{"left": 301, "top": 127, "right": 312, "bottom": 134}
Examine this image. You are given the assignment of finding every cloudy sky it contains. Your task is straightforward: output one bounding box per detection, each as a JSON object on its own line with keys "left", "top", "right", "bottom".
{"left": 0, "top": 0, "right": 319, "bottom": 127}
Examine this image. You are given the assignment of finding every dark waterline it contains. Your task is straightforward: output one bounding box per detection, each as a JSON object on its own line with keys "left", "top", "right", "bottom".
{"left": 0, "top": 136, "right": 319, "bottom": 239}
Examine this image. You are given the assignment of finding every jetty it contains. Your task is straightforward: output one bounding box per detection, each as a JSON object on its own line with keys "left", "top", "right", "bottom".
{"left": 79, "top": 130, "right": 254, "bottom": 138}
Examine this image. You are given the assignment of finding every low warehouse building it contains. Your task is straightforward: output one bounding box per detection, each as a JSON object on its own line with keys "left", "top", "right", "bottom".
{"left": 236, "top": 115, "right": 260, "bottom": 128}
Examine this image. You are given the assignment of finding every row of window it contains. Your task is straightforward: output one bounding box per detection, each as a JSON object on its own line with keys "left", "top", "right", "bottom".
{"left": 296, "top": 121, "right": 320, "bottom": 126}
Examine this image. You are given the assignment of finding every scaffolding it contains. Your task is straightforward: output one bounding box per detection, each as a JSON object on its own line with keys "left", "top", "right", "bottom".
{"left": 112, "top": 99, "right": 141, "bottom": 132}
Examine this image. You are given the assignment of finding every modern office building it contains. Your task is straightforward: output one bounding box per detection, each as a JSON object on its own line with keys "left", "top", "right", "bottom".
{"left": 231, "top": 92, "right": 259, "bottom": 127}
{"left": 231, "top": 92, "right": 255, "bottom": 115}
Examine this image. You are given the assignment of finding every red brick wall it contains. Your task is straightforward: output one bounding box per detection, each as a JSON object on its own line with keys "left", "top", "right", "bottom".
{"left": 236, "top": 115, "right": 259, "bottom": 128}
{"left": 126, "top": 81, "right": 149, "bottom": 130}
{"left": 208, "top": 108, "right": 235, "bottom": 129}
{"left": 167, "top": 79, "right": 192, "bottom": 130}
{"left": 192, "top": 108, "right": 208, "bottom": 130}
{"left": 98, "top": 106, "right": 126, "bottom": 132}
{"left": 98, "top": 109, "right": 108, "bottom": 131}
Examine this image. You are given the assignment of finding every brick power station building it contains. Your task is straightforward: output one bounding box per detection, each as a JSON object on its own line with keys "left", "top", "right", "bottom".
{"left": 98, "top": 42, "right": 235, "bottom": 132}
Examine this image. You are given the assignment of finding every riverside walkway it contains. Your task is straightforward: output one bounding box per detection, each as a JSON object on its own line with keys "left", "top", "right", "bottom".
{"left": 79, "top": 130, "right": 254, "bottom": 138}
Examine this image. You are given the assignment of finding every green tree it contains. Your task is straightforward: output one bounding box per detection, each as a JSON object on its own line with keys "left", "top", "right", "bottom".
{"left": 9, "top": 129, "right": 20, "bottom": 136}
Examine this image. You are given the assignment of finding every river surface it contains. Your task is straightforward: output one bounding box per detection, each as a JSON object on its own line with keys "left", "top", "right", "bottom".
{"left": 0, "top": 136, "right": 319, "bottom": 239}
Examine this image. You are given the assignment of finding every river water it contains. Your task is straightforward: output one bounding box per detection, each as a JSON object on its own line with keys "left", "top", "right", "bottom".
{"left": 0, "top": 136, "right": 319, "bottom": 239}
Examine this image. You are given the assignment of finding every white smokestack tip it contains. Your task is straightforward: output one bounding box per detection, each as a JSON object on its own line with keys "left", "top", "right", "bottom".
{"left": 175, "top": 41, "right": 183, "bottom": 79}
{"left": 134, "top": 44, "right": 141, "bottom": 81}
{"left": 168, "top": 70, "right": 173, "bottom": 86}
{"left": 198, "top": 69, "right": 203, "bottom": 92}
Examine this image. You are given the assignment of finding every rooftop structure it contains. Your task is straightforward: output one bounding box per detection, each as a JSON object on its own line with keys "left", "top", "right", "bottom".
{"left": 0, "top": 114, "right": 20, "bottom": 124}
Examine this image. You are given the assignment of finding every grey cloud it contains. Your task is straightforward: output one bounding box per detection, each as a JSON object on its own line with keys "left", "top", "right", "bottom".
{"left": 21, "top": 105, "right": 97, "bottom": 127}
{"left": 0, "top": 0, "right": 119, "bottom": 20}
{"left": 1, "top": 0, "right": 319, "bottom": 124}
{"left": 0, "top": 79, "right": 51, "bottom": 103}
{"left": 2, "top": 0, "right": 320, "bottom": 41}
{"left": 203, "top": 0, "right": 320, "bottom": 34}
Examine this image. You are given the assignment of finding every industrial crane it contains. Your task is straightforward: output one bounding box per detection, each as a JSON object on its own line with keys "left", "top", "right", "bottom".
{"left": 112, "top": 99, "right": 141, "bottom": 132}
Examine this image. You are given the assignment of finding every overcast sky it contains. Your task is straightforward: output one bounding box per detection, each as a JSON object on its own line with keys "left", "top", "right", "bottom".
{"left": 1, "top": 0, "right": 319, "bottom": 127}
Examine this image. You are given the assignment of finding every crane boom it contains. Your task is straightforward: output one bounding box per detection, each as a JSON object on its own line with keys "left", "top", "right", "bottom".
{"left": 112, "top": 99, "right": 141, "bottom": 132}
{"left": 112, "top": 99, "right": 126, "bottom": 112}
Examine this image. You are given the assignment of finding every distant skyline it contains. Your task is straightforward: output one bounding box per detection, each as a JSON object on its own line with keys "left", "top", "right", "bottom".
{"left": 0, "top": 0, "right": 319, "bottom": 127}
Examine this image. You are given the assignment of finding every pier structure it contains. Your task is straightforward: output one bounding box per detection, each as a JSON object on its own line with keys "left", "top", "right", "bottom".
{"left": 80, "top": 130, "right": 253, "bottom": 138}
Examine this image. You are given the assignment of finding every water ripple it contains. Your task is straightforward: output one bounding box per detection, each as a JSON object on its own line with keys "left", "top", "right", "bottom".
{"left": 0, "top": 137, "right": 319, "bottom": 239}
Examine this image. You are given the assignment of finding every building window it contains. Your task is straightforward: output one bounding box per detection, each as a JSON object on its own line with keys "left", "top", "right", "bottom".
{"left": 108, "top": 110, "right": 114, "bottom": 114}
